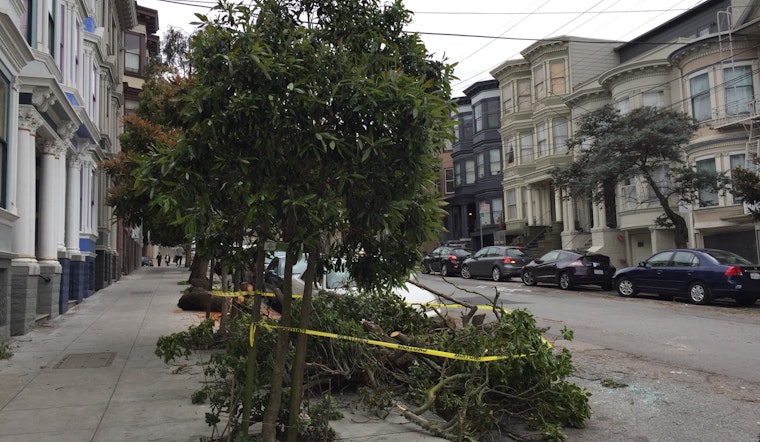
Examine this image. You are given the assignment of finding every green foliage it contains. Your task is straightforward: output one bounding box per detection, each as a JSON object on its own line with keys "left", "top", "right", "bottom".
{"left": 156, "top": 292, "right": 590, "bottom": 440}
{"left": 730, "top": 165, "right": 760, "bottom": 220}
{"left": 552, "top": 105, "right": 728, "bottom": 247}
{"left": 0, "top": 344, "right": 12, "bottom": 360}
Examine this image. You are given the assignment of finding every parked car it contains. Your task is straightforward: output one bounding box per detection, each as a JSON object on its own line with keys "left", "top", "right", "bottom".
{"left": 461, "top": 246, "right": 532, "bottom": 281}
{"left": 264, "top": 253, "right": 308, "bottom": 294}
{"left": 141, "top": 256, "right": 153, "bottom": 267}
{"left": 521, "top": 250, "right": 615, "bottom": 290}
{"left": 613, "top": 248, "right": 760, "bottom": 306}
{"left": 421, "top": 247, "right": 472, "bottom": 277}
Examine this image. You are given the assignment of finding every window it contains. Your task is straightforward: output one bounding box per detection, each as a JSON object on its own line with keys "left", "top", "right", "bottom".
{"left": 725, "top": 66, "right": 754, "bottom": 115}
{"left": 59, "top": 5, "right": 65, "bottom": 69}
{"left": 672, "top": 251, "right": 699, "bottom": 267}
{"left": 444, "top": 168, "right": 454, "bottom": 194}
{"left": 492, "top": 198, "right": 504, "bottom": 225}
{"left": 646, "top": 251, "right": 673, "bottom": 267}
{"left": 48, "top": 0, "right": 56, "bottom": 56}
{"left": 125, "top": 32, "right": 142, "bottom": 74}
{"left": 642, "top": 90, "right": 664, "bottom": 108}
{"left": 520, "top": 132, "right": 533, "bottom": 163}
{"left": 476, "top": 152, "right": 485, "bottom": 179}
{"left": 465, "top": 160, "right": 475, "bottom": 184}
{"left": 622, "top": 177, "right": 637, "bottom": 209}
{"left": 615, "top": 97, "right": 630, "bottom": 114}
{"left": 507, "top": 189, "right": 517, "bottom": 219}
{"left": 691, "top": 73, "right": 711, "bottom": 121}
{"left": 648, "top": 165, "right": 669, "bottom": 200}
{"left": 533, "top": 65, "right": 545, "bottom": 100}
{"left": 506, "top": 137, "right": 514, "bottom": 164}
{"left": 696, "top": 158, "right": 718, "bottom": 206}
{"left": 489, "top": 148, "right": 501, "bottom": 175}
{"left": 454, "top": 163, "right": 461, "bottom": 186}
{"left": 0, "top": 72, "right": 7, "bottom": 208}
{"left": 458, "top": 112, "right": 473, "bottom": 142}
{"left": 474, "top": 98, "right": 500, "bottom": 132}
{"left": 502, "top": 82, "right": 513, "bottom": 114}
{"left": 549, "top": 60, "right": 566, "bottom": 94}
{"left": 553, "top": 117, "right": 568, "bottom": 153}
{"left": 536, "top": 122, "right": 548, "bottom": 157}
{"left": 517, "top": 79, "right": 531, "bottom": 111}
{"left": 730, "top": 154, "right": 745, "bottom": 203}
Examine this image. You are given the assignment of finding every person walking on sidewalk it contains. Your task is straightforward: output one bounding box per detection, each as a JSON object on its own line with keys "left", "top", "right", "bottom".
{"left": 156, "top": 252, "right": 162, "bottom": 267}
{"left": 174, "top": 246, "right": 185, "bottom": 266}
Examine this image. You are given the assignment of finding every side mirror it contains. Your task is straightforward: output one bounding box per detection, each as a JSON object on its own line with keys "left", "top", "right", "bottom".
{"left": 638, "top": 261, "right": 646, "bottom": 267}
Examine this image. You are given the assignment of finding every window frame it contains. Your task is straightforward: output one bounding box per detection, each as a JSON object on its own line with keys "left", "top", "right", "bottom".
{"left": 724, "top": 65, "right": 754, "bottom": 116}
{"left": 517, "top": 78, "right": 531, "bottom": 112}
{"left": 0, "top": 71, "right": 8, "bottom": 208}
{"left": 552, "top": 117, "right": 568, "bottom": 153}
{"left": 549, "top": 60, "right": 566, "bottom": 95}
{"left": 444, "top": 168, "right": 454, "bottom": 194}
{"left": 536, "top": 121, "right": 548, "bottom": 157}
{"left": 124, "top": 31, "right": 144, "bottom": 75}
{"left": 696, "top": 158, "right": 719, "bottom": 207}
{"left": 465, "top": 159, "right": 475, "bottom": 184}
{"left": 489, "top": 148, "right": 501, "bottom": 175}
{"left": 690, "top": 72, "right": 712, "bottom": 121}
{"left": 533, "top": 64, "right": 546, "bottom": 100}
{"left": 476, "top": 152, "right": 485, "bottom": 179}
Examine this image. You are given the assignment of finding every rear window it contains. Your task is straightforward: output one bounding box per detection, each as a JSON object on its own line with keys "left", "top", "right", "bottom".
{"left": 506, "top": 248, "right": 529, "bottom": 258}
{"left": 704, "top": 250, "right": 753, "bottom": 266}
{"left": 453, "top": 249, "right": 471, "bottom": 258}
{"left": 582, "top": 254, "right": 610, "bottom": 266}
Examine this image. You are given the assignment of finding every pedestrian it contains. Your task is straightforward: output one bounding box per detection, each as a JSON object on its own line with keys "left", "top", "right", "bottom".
{"left": 174, "top": 246, "right": 184, "bottom": 266}
{"left": 156, "top": 252, "right": 162, "bottom": 267}
{"left": 165, "top": 254, "right": 170, "bottom": 266}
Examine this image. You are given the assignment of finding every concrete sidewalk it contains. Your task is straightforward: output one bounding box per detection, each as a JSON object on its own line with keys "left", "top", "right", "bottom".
{"left": 0, "top": 266, "right": 445, "bottom": 442}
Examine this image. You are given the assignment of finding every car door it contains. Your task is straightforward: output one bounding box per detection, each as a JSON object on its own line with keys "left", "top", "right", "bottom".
{"left": 467, "top": 247, "right": 491, "bottom": 277}
{"left": 667, "top": 250, "right": 701, "bottom": 294}
{"left": 533, "top": 250, "right": 561, "bottom": 283}
{"left": 636, "top": 251, "right": 675, "bottom": 293}
{"left": 431, "top": 247, "right": 448, "bottom": 273}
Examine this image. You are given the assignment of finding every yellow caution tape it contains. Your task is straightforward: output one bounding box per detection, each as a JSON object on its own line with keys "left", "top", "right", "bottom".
{"left": 250, "top": 322, "right": 528, "bottom": 362}
{"left": 210, "top": 290, "right": 302, "bottom": 299}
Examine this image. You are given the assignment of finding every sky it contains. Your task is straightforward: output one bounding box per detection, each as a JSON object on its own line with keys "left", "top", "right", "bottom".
{"left": 137, "top": 0, "right": 709, "bottom": 96}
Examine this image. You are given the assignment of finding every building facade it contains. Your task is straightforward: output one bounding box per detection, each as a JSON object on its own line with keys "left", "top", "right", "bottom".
{"left": 447, "top": 80, "right": 505, "bottom": 251}
{"left": 482, "top": 0, "right": 760, "bottom": 266}
{"left": 0, "top": 0, "right": 137, "bottom": 342}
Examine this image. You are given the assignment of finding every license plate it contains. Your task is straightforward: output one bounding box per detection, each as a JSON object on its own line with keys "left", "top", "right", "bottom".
{"left": 594, "top": 269, "right": 604, "bottom": 275}
{"left": 750, "top": 272, "right": 760, "bottom": 280}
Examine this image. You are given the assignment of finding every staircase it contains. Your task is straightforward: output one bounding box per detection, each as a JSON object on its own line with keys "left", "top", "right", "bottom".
{"left": 510, "top": 222, "right": 563, "bottom": 257}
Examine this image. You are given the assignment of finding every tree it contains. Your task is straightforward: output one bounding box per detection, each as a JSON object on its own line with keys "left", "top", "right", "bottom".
{"left": 730, "top": 163, "right": 760, "bottom": 220}
{"left": 550, "top": 105, "right": 727, "bottom": 248}
{"left": 135, "top": 0, "right": 454, "bottom": 439}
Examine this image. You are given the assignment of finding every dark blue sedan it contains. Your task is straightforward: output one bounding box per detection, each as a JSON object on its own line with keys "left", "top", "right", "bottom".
{"left": 613, "top": 248, "right": 760, "bottom": 306}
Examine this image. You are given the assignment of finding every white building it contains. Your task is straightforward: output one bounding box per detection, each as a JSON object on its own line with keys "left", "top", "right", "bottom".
{"left": 0, "top": 0, "right": 136, "bottom": 341}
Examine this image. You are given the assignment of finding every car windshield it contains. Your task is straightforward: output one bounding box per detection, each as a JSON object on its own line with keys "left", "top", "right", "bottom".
{"left": 704, "top": 250, "right": 753, "bottom": 266}
{"left": 506, "top": 248, "right": 529, "bottom": 257}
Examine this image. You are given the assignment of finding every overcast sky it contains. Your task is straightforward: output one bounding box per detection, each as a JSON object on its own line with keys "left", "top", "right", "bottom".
{"left": 137, "top": 0, "right": 709, "bottom": 96}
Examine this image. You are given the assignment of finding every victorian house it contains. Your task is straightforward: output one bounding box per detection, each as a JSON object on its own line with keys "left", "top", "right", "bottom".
{"left": 1, "top": 0, "right": 137, "bottom": 341}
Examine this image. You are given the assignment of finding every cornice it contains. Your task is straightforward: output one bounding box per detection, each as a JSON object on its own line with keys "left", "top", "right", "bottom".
{"left": 521, "top": 38, "right": 569, "bottom": 62}
{"left": 599, "top": 60, "right": 671, "bottom": 89}
{"left": 490, "top": 59, "right": 530, "bottom": 80}
{"left": 0, "top": 13, "right": 35, "bottom": 72}
{"left": 564, "top": 87, "right": 610, "bottom": 107}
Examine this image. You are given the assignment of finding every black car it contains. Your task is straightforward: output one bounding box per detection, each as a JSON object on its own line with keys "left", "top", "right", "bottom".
{"left": 421, "top": 246, "right": 471, "bottom": 277}
{"left": 461, "top": 246, "right": 532, "bottom": 281}
{"left": 521, "top": 250, "right": 615, "bottom": 290}
{"left": 613, "top": 248, "right": 760, "bottom": 306}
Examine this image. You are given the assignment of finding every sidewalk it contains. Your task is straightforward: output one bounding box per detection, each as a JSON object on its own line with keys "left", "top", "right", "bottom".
{"left": 0, "top": 266, "right": 446, "bottom": 442}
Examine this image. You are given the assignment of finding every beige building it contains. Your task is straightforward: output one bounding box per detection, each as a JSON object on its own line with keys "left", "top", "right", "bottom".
{"left": 488, "top": 0, "right": 760, "bottom": 265}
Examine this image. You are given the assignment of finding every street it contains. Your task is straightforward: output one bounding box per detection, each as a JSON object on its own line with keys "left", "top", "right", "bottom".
{"left": 415, "top": 273, "right": 760, "bottom": 441}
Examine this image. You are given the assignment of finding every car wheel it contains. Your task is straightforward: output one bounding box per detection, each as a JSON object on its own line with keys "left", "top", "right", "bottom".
{"left": 688, "top": 281, "right": 711, "bottom": 305}
{"left": 441, "top": 264, "right": 449, "bottom": 277}
{"left": 558, "top": 272, "right": 573, "bottom": 290}
{"left": 616, "top": 277, "right": 637, "bottom": 297}
{"left": 461, "top": 265, "right": 472, "bottom": 279}
{"left": 492, "top": 267, "right": 502, "bottom": 282}
{"left": 421, "top": 263, "right": 430, "bottom": 274}
{"left": 522, "top": 270, "right": 537, "bottom": 286}
{"left": 735, "top": 296, "right": 757, "bottom": 307}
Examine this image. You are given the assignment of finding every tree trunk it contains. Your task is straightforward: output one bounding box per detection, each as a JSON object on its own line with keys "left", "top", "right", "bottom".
{"left": 287, "top": 250, "right": 318, "bottom": 442}
{"left": 261, "top": 247, "right": 297, "bottom": 442}
{"left": 240, "top": 231, "right": 268, "bottom": 435}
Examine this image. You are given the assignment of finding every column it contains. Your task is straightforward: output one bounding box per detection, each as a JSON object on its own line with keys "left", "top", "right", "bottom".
{"left": 526, "top": 185, "right": 534, "bottom": 226}
{"left": 554, "top": 189, "right": 563, "bottom": 223}
{"left": 66, "top": 154, "right": 83, "bottom": 254}
{"left": 38, "top": 140, "right": 62, "bottom": 262}
{"left": 565, "top": 197, "right": 576, "bottom": 233}
{"left": 14, "top": 110, "right": 43, "bottom": 259}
